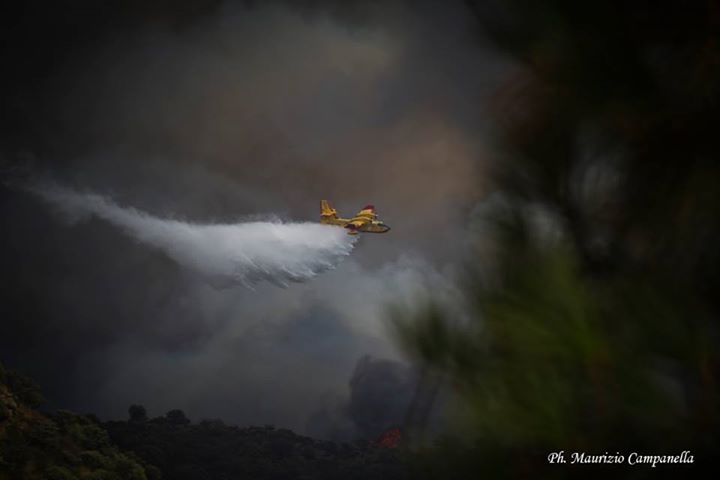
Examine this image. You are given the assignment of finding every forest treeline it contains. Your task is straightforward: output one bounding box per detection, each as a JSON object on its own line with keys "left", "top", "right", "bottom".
{"left": 0, "top": 363, "right": 408, "bottom": 480}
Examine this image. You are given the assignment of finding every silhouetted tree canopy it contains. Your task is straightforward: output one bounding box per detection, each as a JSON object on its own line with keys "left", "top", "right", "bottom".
{"left": 129, "top": 404, "right": 149, "bottom": 423}
{"left": 105, "top": 408, "right": 409, "bottom": 480}
{"left": 165, "top": 409, "right": 190, "bottom": 426}
{"left": 1, "top": 364, "right": 410, "bottom": 480}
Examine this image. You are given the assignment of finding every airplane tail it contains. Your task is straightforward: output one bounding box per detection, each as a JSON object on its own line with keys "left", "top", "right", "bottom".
{"left": 320, "top": 200, "right": 338, "bottom": 220}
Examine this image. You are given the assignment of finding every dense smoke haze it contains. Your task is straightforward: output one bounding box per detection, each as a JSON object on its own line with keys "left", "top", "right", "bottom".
{"left": 0, "top": 0, "right": 501, "bottom": 438}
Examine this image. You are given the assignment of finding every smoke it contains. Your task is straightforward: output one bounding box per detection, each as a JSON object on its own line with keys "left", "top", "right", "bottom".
{"left": 0, "top": 0, "right": 500, "bottom": 433}
{"left": 306, "top": 355, "right": 432, "bottom": 442}
{"left": 346, "top": 355, "right": 417, "bottom": 439}
{"left": 30, "top": 184, "right": 357, "bottom": 288}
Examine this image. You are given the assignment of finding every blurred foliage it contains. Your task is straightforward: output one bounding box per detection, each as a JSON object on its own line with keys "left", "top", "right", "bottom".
{"left": 392, "top": 0, "right": 720, "bottom": 477}
{"left": 0, "top": 363, "right": 153, "bottom": 480}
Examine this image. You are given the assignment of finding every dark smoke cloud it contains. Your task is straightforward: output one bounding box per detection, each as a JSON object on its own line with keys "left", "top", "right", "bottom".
{"left": 346, "top": 355, "right": 417, "bottom": 439}
{"left": 306, "top": 355, "right": 417, "bottom": 442}
{"left": 1, "top": 0, "right": 503, "bottom": 435}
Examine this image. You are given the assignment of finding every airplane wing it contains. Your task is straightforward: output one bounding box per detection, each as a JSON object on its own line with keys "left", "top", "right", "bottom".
{"left": 354, "top": 204, "right": 376, "bottom": 218}
{"left": 345, "top": 205, "right": 376, "bottom": 230}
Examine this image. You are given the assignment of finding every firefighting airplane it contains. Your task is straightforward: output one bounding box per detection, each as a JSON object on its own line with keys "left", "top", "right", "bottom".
{"left": 320, "top": 200, "right": 391, "bottom": 235}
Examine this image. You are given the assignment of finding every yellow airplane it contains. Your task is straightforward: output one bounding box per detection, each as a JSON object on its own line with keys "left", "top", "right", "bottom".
{"left": 320, "top": 200, "right": 391, "bottom": 235}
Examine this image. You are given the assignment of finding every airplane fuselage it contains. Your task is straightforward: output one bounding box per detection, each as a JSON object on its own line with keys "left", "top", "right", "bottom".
{"left": 319, "top": 200, "right": 391, "bottom": 234}
{"left": 321, "top": 216, "right": 391, "bottom": 234}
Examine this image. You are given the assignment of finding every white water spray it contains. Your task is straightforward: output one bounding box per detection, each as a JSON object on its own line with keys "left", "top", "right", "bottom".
{"left": 31, "top": 185, "right": 357, "bottom": 288}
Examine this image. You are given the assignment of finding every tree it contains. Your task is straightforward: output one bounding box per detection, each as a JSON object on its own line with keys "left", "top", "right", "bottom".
{"left": 165, "top": 409, "right": 190, "bottom": 426}
{"left": 5, "top": 369, "right": 45, "bottom": 408}
{"left": 128, "top": 405, "right": 148, "bottom": 423}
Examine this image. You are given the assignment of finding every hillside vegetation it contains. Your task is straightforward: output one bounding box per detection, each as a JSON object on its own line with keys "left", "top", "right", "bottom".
{"left": 0, "top": 363, "right": 407, "bottom": 480}
{"left": 0, "top": 363, "right": 155, "bottom": 480}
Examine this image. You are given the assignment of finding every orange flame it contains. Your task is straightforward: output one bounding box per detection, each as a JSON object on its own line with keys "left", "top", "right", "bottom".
{"left": 374, "top": 427, "right": 401, "bottom": 448}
